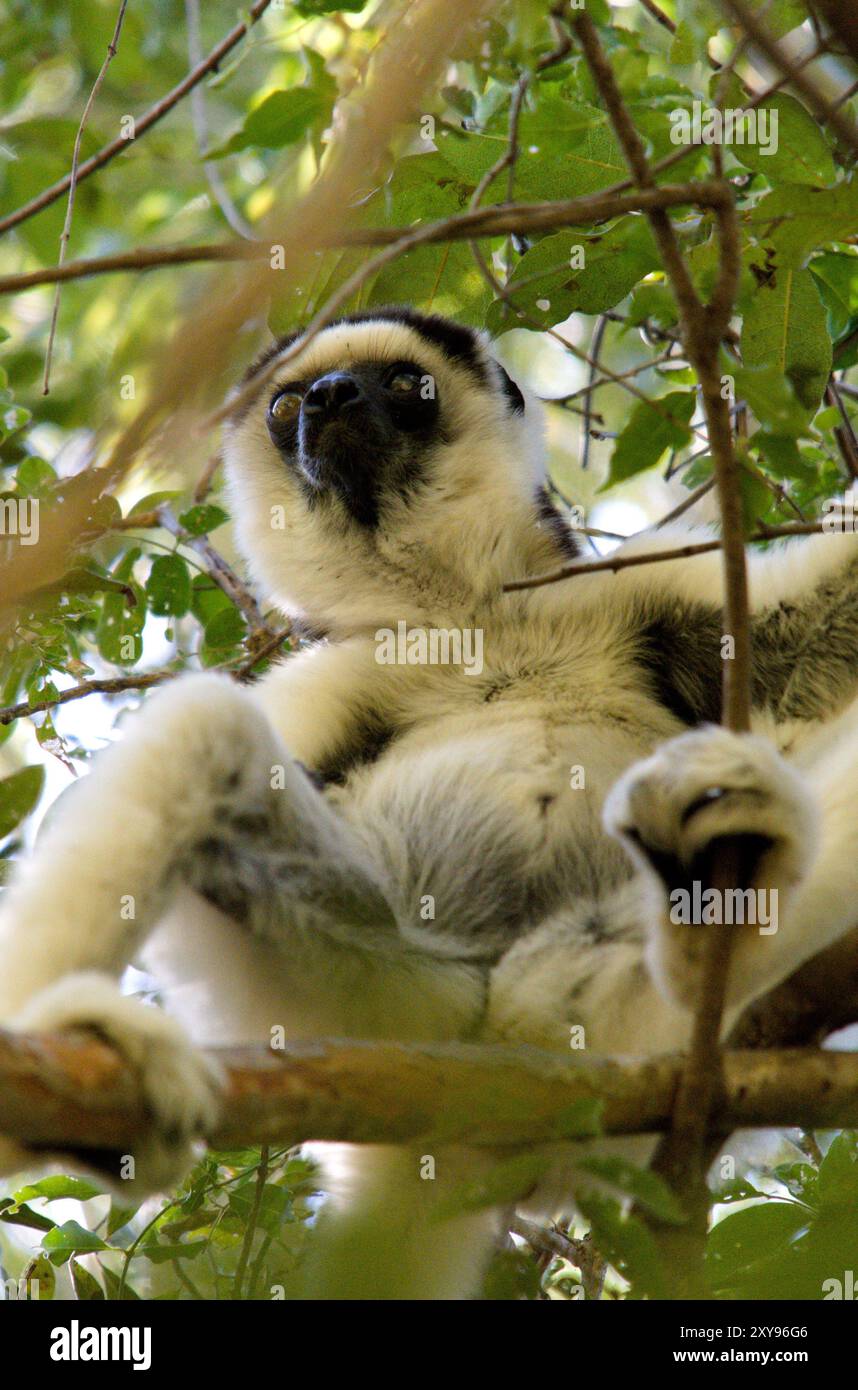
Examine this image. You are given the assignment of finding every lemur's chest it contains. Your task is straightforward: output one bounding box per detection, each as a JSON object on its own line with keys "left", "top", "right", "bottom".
{"left": 324, "top": 615, "right": 683, "bottom": 798}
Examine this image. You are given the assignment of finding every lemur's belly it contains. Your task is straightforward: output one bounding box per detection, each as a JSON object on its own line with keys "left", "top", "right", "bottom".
{"left": 334, "top": 717, "right": 659, "bottom": 959}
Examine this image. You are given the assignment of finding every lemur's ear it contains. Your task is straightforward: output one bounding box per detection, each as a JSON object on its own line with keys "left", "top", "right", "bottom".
{"left": 495, "top": 363, "right": 525, "bottom": 415}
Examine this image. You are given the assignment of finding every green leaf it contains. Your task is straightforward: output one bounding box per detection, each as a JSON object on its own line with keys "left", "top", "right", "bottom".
{"left": 601, "top": 391, "right": 696, "bottom": 490}
{"left": 42, "top": 1220, "right": 110, "bottom": 1265}
{"left": 127, "top": 491, "right": 182, "bottom": 517}
{"left": 706, "top": 1201, "right": 809, "bottom": 1288}
{"left": 101, "top": 1267, "right": 141, "bottom": 1299}
{"left": 750, "top": 182, "right": 858, "bottom": 269}
{"left": 147, "top": 553, "right": 191, "bottom": 617}
{"left": 722, "top": 357, "right": 810, "bottom": 436}
{"left": 437, "top": 97, "right": 627, "bottom": 201}
{"left": 573, "top": 1155, "right": 685, "bottom": 1224}
{"left": 751, "top": 429, "right": 810, "bottom": 480}
{"left": 136, "top": 1239, "right": 207, "bottom": 1263}
{"left": 369, "top": 241, "right": 492, "bottom": 327}
{"left": 203, "top": 605, "right": 246, "bottom": 650}
{"left": 811, "top": 252, "right": 858, "bottom": 340}
{"left": 577, "top": 1191, "right": 669, "bottom": 1299}
{"left": 818, "top": 1131, "right": 858, "bottom": 1210}
{"left": 69, "top": 1259, "right": 105, "bottom": 1300}
{"left": 554, "top": 1097, "right": 604, "bottom": 1139}
{"left": 16, "top": 457, "right": 56, "bottom": 497}
{"left": 669, "top": 20, "right": 696, "bottom": 66}
{"left": 178, "top": 504, "right": 229, "bottom": 536}
{"left": 742, "top": 267, "right": 832, "bottom": 414}
{"left": 208, "top": 88, "right": 325, "bottom": 159}
{"left": 15, "top": 1176, "right": 102, "bottom": 1202}
{"left": 0, "top": 1198, "right": 56, "bottom": 1232}
{"left": 486, "top": 221, "right": 659, "bottom": 333}
{"left": 190, "top": 573, "right": 233, "bottom": 625}
{"left": 296, "top": 0, "right": 370, "bottom": 12}
{"left": 731, "top": 93, "right": 836, "bottom": 187}
{"left": 0, "top": 765, "right": 45, "bottom": 838}
{"left": 97, "top": 548, "right": 146, "bottom": 665}
{"left": 435, "top": 1153, "right": 550, "bottom": 1219}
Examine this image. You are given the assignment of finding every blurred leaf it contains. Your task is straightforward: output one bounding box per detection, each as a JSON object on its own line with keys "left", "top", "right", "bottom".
{"left": 0, "top": 765, "right": 45, "bottom": 837}
{"left": 208, "top": 88, "right": 325, "bottom": 159}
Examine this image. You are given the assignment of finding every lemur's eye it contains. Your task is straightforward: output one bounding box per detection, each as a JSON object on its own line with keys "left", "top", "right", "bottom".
{"left": 269, "top": 389, "right": 304, "bottom": 423}
{"left": 385, "top": 367, "right": 422, "bottom": 393}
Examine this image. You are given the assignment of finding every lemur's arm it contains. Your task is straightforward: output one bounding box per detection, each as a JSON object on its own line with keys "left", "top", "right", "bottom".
{"left": 251, "top": 636, "right": 401, "bottom": 778}
{"left": 577, "top": 525, "right": 858, "bottom": 727}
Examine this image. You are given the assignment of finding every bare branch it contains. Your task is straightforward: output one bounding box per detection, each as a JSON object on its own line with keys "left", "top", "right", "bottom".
{"left": 503, "top": 520, "right": 831, "bottom": 594}
{"left": 0, "top": 184, "right": 730, "bottom": 298}
{"left": 0, "top": 0, "right": 275, "bottom": 239}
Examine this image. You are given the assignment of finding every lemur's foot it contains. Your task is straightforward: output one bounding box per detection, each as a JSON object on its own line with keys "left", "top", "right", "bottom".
{"left": 603, "top": 727, "right": 818, "bottom": 1009}
{"left": 605, "top": 725, "right": 815, "bottom": 889}
{"left": 11, "top": 973, "right": 223, "bottom": 1195}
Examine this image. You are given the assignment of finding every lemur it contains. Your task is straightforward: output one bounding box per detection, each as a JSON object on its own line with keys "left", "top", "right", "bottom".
{"left": 1, "top": 305, "right": 858, "bottom": 1298}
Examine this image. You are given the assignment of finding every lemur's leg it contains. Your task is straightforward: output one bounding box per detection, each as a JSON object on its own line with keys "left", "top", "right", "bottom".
{"left": 0, "top": 673, "right": 467, "bottom": 1189}
{"left": 486, "top": 881, "right": 692, "bottom": 1056}
{"left": 602, "top": 721, "right": 858, "bottom": 1028}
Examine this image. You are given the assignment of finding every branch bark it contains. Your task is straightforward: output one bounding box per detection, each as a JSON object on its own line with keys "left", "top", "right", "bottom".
{"left": 3, "top": 1032, "right": 858, "bottom": 1155}
{"left": 0, "top": 183, "right": 730, "bottom": 297}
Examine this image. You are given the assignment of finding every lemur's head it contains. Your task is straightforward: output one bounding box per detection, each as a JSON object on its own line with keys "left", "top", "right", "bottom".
{"left": 224, "top": 307, "right": 578, "bottom": 635}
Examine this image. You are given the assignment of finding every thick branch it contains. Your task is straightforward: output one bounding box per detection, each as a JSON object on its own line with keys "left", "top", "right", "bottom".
{"left": 3, "top": 1034, "right": 858, "bottom": 1155}
{"left": 0, "top": 184, "right": 730, "bottom": 297}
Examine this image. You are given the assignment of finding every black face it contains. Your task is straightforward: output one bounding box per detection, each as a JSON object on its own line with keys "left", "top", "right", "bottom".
{"left": 266, "top": 358, "right": 441, "bottom": 527}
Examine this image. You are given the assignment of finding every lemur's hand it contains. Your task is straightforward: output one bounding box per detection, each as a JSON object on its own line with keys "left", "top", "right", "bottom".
{"left": 603, "top": 726, "right": 819, "bottom": 1010}
{"left": 10, "top": 974, "right": 223, "bottom": 1195}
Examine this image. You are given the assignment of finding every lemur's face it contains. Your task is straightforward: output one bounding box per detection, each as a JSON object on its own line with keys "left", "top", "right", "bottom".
{"left": 223, "top": 307, "right": 551, "bottom": 632}
{"left": 265, "top": 347, "right": 443, "bottom": 529}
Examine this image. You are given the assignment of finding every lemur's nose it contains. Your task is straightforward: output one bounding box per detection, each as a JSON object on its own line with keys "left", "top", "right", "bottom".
{"left": 303, "top": 371, "right": 364, "bottom": 417}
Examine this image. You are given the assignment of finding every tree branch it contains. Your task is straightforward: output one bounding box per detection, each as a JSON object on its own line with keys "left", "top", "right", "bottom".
{"left": 719, "top": 0, "right": 858, "bottom": 160}
{"left": 0, "top": 183, "right": 730, "bottom": 298}
{"left": 0, "top": 0, "right": 275, "bottom": 239}
{"left": 4, "top": 1033, "right": 858, "bottom": 1156}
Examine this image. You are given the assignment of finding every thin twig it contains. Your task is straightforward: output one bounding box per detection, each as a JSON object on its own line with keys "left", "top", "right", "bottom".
{"left": 157, "top": 506, "right": 273, "bottom": 637}
{"left": 185, "top": 0, "right": 255, "bottom": 240}
{"left": 42, "top": 0, "right": 129, "bottom": 394}
{"left": 0, "top": 671, "right": 175, "bottom": 726}
{"left": 503, "top": 519, "right": 830, "bottom": 592}
{"left": 232, "top": 1145, "right": 269, "bottom": 1300}
{"left": 0, "top": 0, "right": 275, "bottom": 238}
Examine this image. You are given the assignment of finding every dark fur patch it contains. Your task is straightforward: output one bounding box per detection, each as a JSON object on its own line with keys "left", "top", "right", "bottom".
{"left": 315, "top": 723, "right": 396, "bottom": 786}
{"left": 636, "top": 604, "right": 724, "bottom": 726}
{"left": 496, "top": 363, "right": 526, "bottom": 414}
{"left": 534, "top": 486, "right": 582, "bottom": 562}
